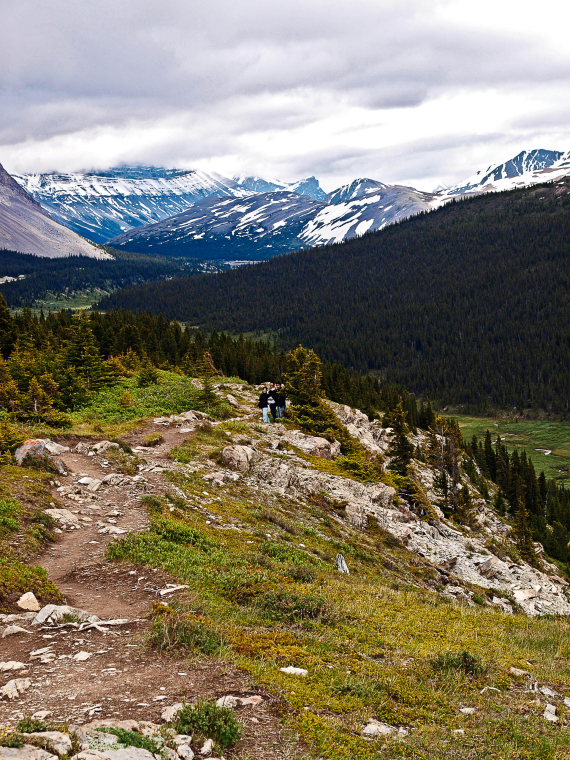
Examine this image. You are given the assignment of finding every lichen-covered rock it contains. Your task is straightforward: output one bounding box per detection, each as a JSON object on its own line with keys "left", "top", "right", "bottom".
{"left": 220, "top": 444, "right": 256, "bottom": 472}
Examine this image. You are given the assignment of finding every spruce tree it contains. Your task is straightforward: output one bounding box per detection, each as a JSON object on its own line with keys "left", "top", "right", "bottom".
{"left": 388, "top": 402, "right": 414, "bottom": 476}
{"left": 512, "top": 499, "right": 539, "bottom": 566}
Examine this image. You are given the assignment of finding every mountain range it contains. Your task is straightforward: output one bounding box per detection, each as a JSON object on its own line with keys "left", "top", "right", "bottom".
{"left": 0, "top": 163, "right": 109, "bottom": 259}
{"left": 4, "top": 147, "right": 570, "bottom": 261}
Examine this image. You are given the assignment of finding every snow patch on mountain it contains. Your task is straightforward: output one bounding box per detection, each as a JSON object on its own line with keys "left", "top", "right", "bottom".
{"left": 449, "top": 149, "right": 570, "bottom": 195}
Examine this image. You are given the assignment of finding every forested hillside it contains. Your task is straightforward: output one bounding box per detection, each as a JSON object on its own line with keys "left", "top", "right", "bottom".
{"left": 100, "top": 179, "right": 570, "bottom": 413}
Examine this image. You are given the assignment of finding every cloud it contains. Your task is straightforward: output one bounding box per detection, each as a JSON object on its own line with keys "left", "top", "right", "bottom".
{"left": 1, "top": 0, "right": 569, "bottom": 188}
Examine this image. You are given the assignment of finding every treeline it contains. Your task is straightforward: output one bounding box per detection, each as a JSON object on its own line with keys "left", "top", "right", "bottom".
{"left": 470, "top": 432, "right": 570, "bottom": 564}
{"left": 100, "top": 179, "right": 570, "bottom": 414}
{"left": 0, "top": 298, "right": 418, "bottom": 425}
{"left": 0, "top": 249, "right": 200, "bottom": 307}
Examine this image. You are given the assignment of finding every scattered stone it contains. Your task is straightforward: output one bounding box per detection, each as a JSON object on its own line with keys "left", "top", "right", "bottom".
{"left": 0, "top": 660, "right": 27, "bottom": 671}
{"left": 0, "top": 677, "right": 32, "bottom": 699}
{"left": 98, "top": 526, "right": 128, "bottom": 535}
{"left": 25, "top": 732, "right": 72, "bottom": 758}
{"left": 478, "top": 555, "right": 505, "bottom": 579}
{"left": 540, "top": 686, "right": 558, "bottom": 698}
{"left": 32, "top": 604, "right": 100, "bottom": 626}
{"left": 226, "top": 394, "right": 240, "bottom": 407}
{"left": 362, "top": 719, "right": 409, "bottom": 737}
{"left": 543, "top": 703, "right": 558, "bottom": 722}
{"left": 158, "top": 585, "right": 190, "bottom": 597}
{"left": 91, "top": 441, "right": 120, "bottom": 455}
{"left": 459, "top": 707, "right": 476, "bottom": 715}
{"left": 216, "top": 694, "right": 263, "bottom": 708}
{"left": 75, "top": 750, "right": 157, "bottom": 759}
{"left": 44, "top": 440, "right": 69, "bottom": 455}
{"left": 32, "top": 710, "right": 53, "bottom": 720}
{"left": 279, "top": 666, "right": 308, "bottom": 677}
{"left": 44, "top": 509, "right": 81, "bottom": 528}
{"left": 336, "top": 553, "right": 350, "bottom": 574}
{"left": 161, "top": 703, "right": 183, "bottom": 722}
{"left": 509, "top": 667, "right": 530, "bottom": 677}
{"left": 17, "top": 591, "right": 41, "bottom": 611}
{"left": 177, "top": 746, "right": 195, "bottom": 760}
{"left": 2, "top": 624, "right": 32, "bottom": 637}
{"left": 200, "top": 738, "right": 214, "bottom": 756}
{"left": 74, "top": 650, "right": 93, "bottom": 661}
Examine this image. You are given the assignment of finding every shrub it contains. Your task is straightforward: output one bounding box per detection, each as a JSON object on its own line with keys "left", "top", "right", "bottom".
{"left": 150, "top": 608, "right": 226, "bottom": 655}
{"left": 0, "top": 421, "right": 24, "bottom": 454}
{"left": 0, "top": 496, "right": 20, "bottom": 536}
{"left": 151, "top": 517, "right": 217, "bottom": 551}
{"left": 97, "top": 727, "right": 160, "bottom": 754}
{"left": 175, "top": 700, "right": 242, "bottom": 749}
{"left": 430, "top": 650, "right": 485, "bottom": 677}
{"left": 256, "top": 590, "right": 331, "bottom": 622}
{"left": 287, "top": 565, "right": 317, "bottom": 583}
{"left": 143, "top": 433, "right": 164, "bottom": 447}
{"left": 0, "top": 559, "right": 62, "bottom": 611}
{"left": 0, "top": 730, "right": 24, "bottom": 748}
{"left": 16, "top": 718, "right": 49, "bottom": 733}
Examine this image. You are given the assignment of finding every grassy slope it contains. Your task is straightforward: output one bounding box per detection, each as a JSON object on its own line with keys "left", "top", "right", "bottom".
{"left": 105, "top": 417, "right": 570, "bottom": 760}
{"left": 457, "top": 416, "right": 570, "bottom": 485}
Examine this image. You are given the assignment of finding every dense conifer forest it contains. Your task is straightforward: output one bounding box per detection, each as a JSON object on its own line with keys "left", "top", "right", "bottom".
{"left": 100, "top": 179, "right": 570, "bottom": 414}
{"left": 0, "top": 249, "right": 198, "bottom": 306}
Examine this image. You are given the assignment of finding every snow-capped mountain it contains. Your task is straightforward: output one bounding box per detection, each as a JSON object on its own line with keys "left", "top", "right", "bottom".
{"left": 111, "top": 191, "right": 324, "bottom": 260}
{"left": 301, "top": 182, "right": 440, "bottom": 246}
{"left": 110, "top": 180, "right": 440, "bottom": 257}
{"left": 449, "top": 149, "right": 569, "bottom": 195}
{"left": 0, "top": 163, "right": 110, "bottom": 259}
{"left": 13, "top": 166, "right": 248, "bottom": 243}
{"left": 234, "top": 175, "right": 328, "bottom": 201}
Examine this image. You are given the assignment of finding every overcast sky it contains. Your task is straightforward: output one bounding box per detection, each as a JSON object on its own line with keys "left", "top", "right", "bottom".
{"left": 1, "top": 0, "right": 569, "bottom": 190}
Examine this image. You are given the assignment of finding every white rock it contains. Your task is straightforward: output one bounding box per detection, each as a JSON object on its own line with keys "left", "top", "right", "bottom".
{"left": 173, "top": 736, "right": 193, "bottom": 746}
{"left": 540, "top": 686, "right": 558, "bottom": 698}
{"left": 32, "top": 604, "right": 100, "bottom": 626}
{"left": 25, "top": 732, "right": 72, "bottom": 758}
{"left": 509, "top": 667, "right": 530, "bottom": 677}
{"left": 279, "top": 666, "right": 308, "bottom": 677}
{"left": 0, "top": 677, "right": 32, "bottom": 699}
{"left": 226, "top": 394, "right": 240, "bottom": 407}
{"left": 44, "top": 508, "right": 81, "bottom": 528}
{"left": 161, "top": 702, "right": 184, "bottom": 722}
{"left": 544, "top": 703, "right": 558, "bottom": 722}
{"left": 87, "top": 479, "right": 103, "bottom": 492}
{"left": 91, "top": 441, "right": 120, "bottom": 454}
{"left": 336, "top": 553, "right": 350, "bottom": 574}
{"left": 74, "top": 650, "right": 93, "bottom": 661}
{"left": 2, "top": 624, "right": 32, "bottom": 637}
{"left": 200, "top": 738, "right": 214, "bottom": 756}
{"left": 32, "top": 710, "right": 53, "bottom": 720}
{"left": 362, "top": 719, "right": 408, "bottom": 737}
{"left": 459, "top": 707, "right": 476, "bottom": 715}
{"left": 17, "top": 592, "right": 41, "bottom": 611}
{"left": 0, "top": 660, "right": 27, "bottom": 671}
{"left": 177, "top": 746, "right": 195, "bottom": 760}
{"left": 44, "top": 440, "right": 69, "bottom": 455}
{"left": 0, "top": 747, "right": 58, "bottom": 759}
{"left": 75, "top": 748, "right": 157, "bottom": 759}
{"left": 220, "top": 445, "right": 256, "bottom": 473}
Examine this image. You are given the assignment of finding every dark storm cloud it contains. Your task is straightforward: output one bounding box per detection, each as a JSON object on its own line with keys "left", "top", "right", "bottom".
{"left": 1, "top": 0, "right": 568, "bottom": 185}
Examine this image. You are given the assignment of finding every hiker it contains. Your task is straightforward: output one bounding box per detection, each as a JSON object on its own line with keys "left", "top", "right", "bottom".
{"left": 276, "top": 383, "right": 287, "bottom": 418}
{"left": 268, "top": 383, "right": 279, "bottom": 421}
{"left": 258, "top": 386, "right": 271, "bottom": 423}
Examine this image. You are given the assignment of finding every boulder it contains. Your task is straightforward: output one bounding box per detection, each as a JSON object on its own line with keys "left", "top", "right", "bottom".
{"left": 15, "top": 439, "right": 47, "bottom": 465}
{"left": 0, "top": 747, "right": 57, "bottom": 759}
{"left": 91, "top": 441, "right": 120, "bottom": 455}
{"left": 44, "top": 440, "right": 69, "bottom": 455}
{"left": 220, "top": 445, "right": 256, "bottom": 473}
{"left": 32, "top": 604, "right": 100, "bottom": 626}
{"left": 544, "top": 703, "right": 558, "bottom": 722}
{"left": 0, "top": 660, "right": 27, "bottom": 672}
{"left": 75, "top": 751, "right": 157, "bottom": 760}
{"left": 25, "top": 732, "right": 72, "bottom": 758}
{"left": 44, "top": 509, "right": 81, "bottom": 529}
{"left": 161, "top": 702, "right": 183, "bottom": 722}
{"left": 17, "top": 592, "right": 40, "bottom": 611}
{"left": 0, "top": 677, "right": 32, "bottom": 699}
{"left": 336, "top": 553, "right": 350, "bottom": 574}
{"left": 478, "top": 555, "right": 505, "bottom": 579}
{"left": 177, "top": 746, "right": 195, "bottom": 760}
{"left": 226, "top": 394, "right": 240, "bottom": 407}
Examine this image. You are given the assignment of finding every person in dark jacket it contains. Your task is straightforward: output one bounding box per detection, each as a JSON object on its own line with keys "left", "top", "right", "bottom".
{"left": 258, "top": 386, "right": 271, "bottom": 423}
{"left": 276, "top": 383, "right": 286, "bottom": 418}
{"left": 268, "top": 383, "right": 278, "bottom": 421}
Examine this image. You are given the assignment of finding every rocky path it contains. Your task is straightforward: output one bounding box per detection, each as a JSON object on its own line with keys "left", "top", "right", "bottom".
{"left": 0, "top": 419, "right": 300, "bottom": 759}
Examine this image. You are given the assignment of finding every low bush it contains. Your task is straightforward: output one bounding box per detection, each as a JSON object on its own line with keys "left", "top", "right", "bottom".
{"left": 150, "top": 608, "right": 226, "bottom": 655}
{"left": 256, "top": 590, "right": 331, "bottom": 622}
{"left": 151, "top": 517, "right": 217, "bottom": 551}
{"left": 0, "top": 496, "right": 20, "bottom": 536}
{"left": 143, "top": 433, "right": 164, "bottom": 447}
{"left": 430, "top": 650, "right": 486, "bottom": 677}
{"left": 0, "top": 559, "right": 62, "bottom": 611}
{"left": 97, "top": 727, "right": 160, "bottom": 754}
{"left": 175, "top": 700, "right": 242, "bottom": 749}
